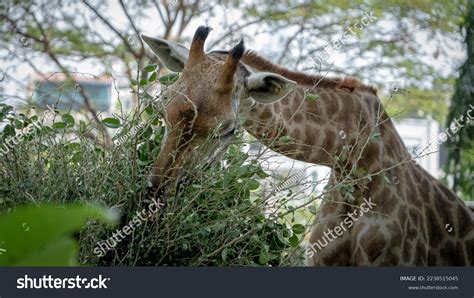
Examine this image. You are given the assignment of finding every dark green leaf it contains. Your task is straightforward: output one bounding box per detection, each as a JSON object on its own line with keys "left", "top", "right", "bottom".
{"left": 79, "top": 120, "right": 87, "bottom": 134}
{"left": 145, "top": 104, "right": 154, "bottom": 115}
{"left": 246, "top": 179, "right": 260, "bottom": 190}
{"left": 52, "top": 122, "right": 67, "bottom": 129}
{"left": 292, "top": 224, "right": 305, "bottom": 234}
{"left": 3, "top": 124, "right": 15, "bottom": 136}
{"left": 62, "top": 114, "right": 75, "bottom": 126}
{"left": 148, "top": 72, "right": 157, "bottom": 82}
{"left": 258, "top": 253, "right": 270, "bottom": 265}
{"left": 144, "top": 64, "right": 157, "bottom": 72}
{"left": 288, "top": 234, "right": 299, "bottom": 247}
{"left": 102, "top": 118, "right": 121, "bottom": 129}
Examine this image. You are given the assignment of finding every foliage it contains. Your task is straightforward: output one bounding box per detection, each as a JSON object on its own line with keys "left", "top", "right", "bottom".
{"left": 444, "top": 3, "right": 474, "bottom": 200}
{"left": 0, "top": 0, "right": 468, "bottom": 122}
{"left": 384, "top": 82, "right": 453, "bottom": 123}
{"left": 0, "top": 74, "right": 308, "bottom": 266}
{"left": 0, "top": 204, "right": 116, "bottom": 266}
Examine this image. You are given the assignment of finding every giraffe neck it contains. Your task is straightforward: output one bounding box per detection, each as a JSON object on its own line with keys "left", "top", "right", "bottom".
{"left": 240, "top": 86, "right": 411, "bottom": 177}
{"left": 239, "top": 81, "right": 474, "bottom": 266}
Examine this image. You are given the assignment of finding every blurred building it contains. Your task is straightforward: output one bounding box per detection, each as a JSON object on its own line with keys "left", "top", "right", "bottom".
{"left": 30, "top": 73, "right": 115, "bottom": 112}
{"left": 395, "top": 118, "right": 441, "bottom": 176}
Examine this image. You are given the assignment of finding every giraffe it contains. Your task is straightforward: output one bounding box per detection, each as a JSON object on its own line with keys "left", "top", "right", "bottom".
{"left": 141, "top": 26, "right": 474, "bottom": 266}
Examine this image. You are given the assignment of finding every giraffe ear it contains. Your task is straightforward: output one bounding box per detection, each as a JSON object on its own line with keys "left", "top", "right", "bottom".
{"left": 141, "top": 34, "right": 189, "bottom": 72}
{"left": 246, "top": 72, "right": 297, "bottom": 103}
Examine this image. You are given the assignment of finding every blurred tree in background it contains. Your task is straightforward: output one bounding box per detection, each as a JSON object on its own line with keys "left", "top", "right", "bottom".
{"left": 444, "top": 2, "right": 473, "bottom": 200}
{"left": 0, "top": 0, "right": 468, "bottom": 116}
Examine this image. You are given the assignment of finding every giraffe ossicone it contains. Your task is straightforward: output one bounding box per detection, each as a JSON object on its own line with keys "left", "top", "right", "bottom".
{"left": 141, "top": 26, "right": 474, "bottom": 266}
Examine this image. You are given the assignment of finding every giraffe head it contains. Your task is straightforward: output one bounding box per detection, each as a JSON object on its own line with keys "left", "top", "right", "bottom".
{"left": 141, "top": 26, "right": 296, "bottom": 197}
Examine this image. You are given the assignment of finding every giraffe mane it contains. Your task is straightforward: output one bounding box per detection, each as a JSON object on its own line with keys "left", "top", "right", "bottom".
{"left": 241, "top": 50, "right": 378, "bottom": 95}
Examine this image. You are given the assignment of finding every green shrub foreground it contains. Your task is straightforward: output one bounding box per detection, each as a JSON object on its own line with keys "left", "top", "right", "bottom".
{"left": 0, "top": 75, "right": 309, "bottom": 266}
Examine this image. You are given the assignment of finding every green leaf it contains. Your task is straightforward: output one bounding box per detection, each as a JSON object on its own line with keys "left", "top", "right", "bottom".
{"left": 258, "top": 253, "right": 270, "bottom": 265}
{"left": 246, "top": 179, "right": 260, "bottom": 190}
{"left": 62, "top": 114, "right": 75, "bottom": 127}
{"left": 1, "top": 105, "right": 13, "bottom": 115}
{"left": 14, "top": 119, "right": 23, "bottom": 129}
{"left": 308, "top": 205, "right": 317, "bottom": 215}
{"left": 70, "top": 151, "right": 81, "bottom": 163}
{"left": 79, "top": 120, "right": 87, "bottom": 134}
{"left": 221, "top": 248, "right": 228, "bottom": 262}
{"left": 15, "top": 238, "right": 77, "bottom": 266}
{"left": 292, "top": 224, "right": 305, "bottom": 234}
{"left": 131, "top": 79, "right": 138, "bottom": 86}
{"left": 144, "top": 64, "right": 157, "bottom": 72}
{"left": 159, "top": 73, "right": 180, "bottom": 86}
{"left": 102, "top": 118, "right": 121, "bottom": 129}
{"left": 288, "top": 234, "right": 299, "bottom": 247}
{"left": 145, "top": 104, "right": 155, "bottom": 115}
{"left": 276, "top": 230, "right": 288, "bottom": 246}
{"left": 237, "top": 165, "right": 254, "bottom": 178}
{"left": 148, "top": 72, "right": 157, "bottom": 82}
{"left": 0, "top": 204, "right": 117, "bottom": 266}
{"left": 139, "top": 79, "right": 148, "bottom": 86}
{"left": 52, "top": 122, "right": 67, "bottom": 129}
{"left": 256, "top": 169, "right": 270, "bottom": 179}
{"left": 3, "top": 124, "right": 15, "bottom": 136}
{"left": 305, "top": 93, "right": 319, "bottom": 101}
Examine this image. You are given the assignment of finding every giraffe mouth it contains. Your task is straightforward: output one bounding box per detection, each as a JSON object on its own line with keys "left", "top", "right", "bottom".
{"left": 172, "top": 138, "right": 234, "bottom": 197}
{"left": 147, "top": 127, "right": 237, "bottom": 202}
{"left": 148, "top": 167, "right": 192, "bottom": 202}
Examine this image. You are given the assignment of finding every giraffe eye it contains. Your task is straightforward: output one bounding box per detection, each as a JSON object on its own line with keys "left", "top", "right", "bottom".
{"left": 221, "top": 128, "right": 236, "bottom": 138}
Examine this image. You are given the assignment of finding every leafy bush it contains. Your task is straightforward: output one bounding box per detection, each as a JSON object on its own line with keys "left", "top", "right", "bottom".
{"left": 83, "top": 142, "right": 303, "bottom": 266}
{"left": 0, "top": 72, "right": 308, "bottom": 266}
